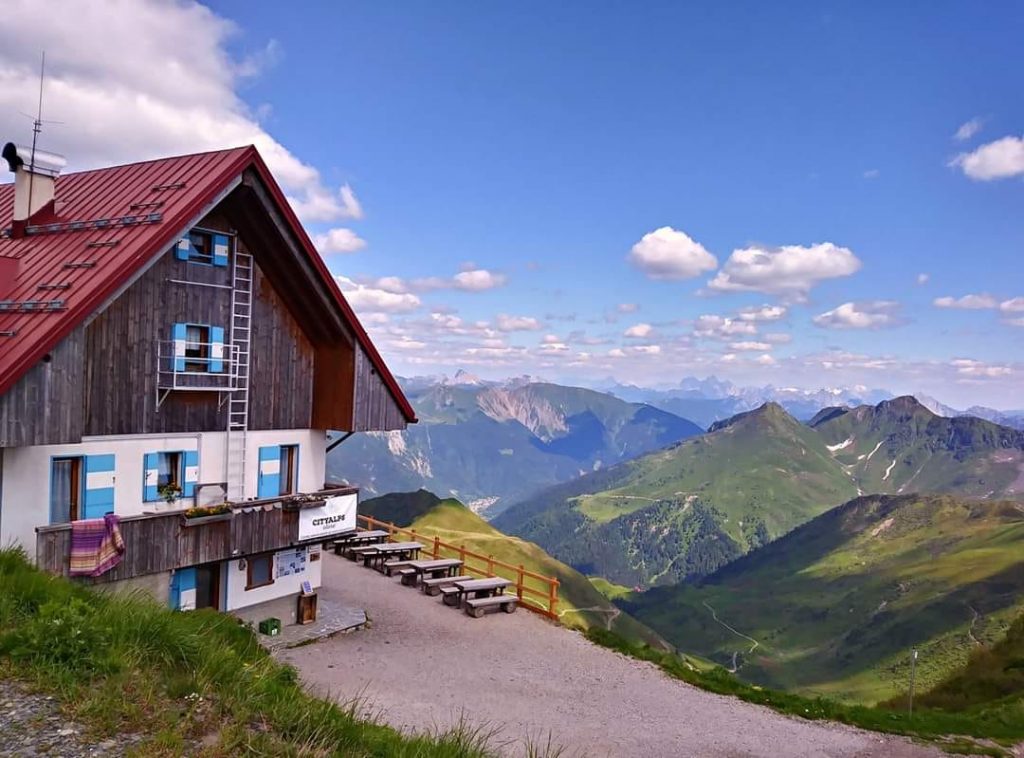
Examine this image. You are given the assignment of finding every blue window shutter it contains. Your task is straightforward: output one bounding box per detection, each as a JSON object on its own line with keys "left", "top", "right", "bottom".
{"left": 172, "top": 323, "right": 187, "bottom": 372}
{"left": 257, "top": 446, "right": 281, "bottom": 498}
{"left": 169, "top": 570, "right": 180, "bottom": 608}
{"left": 174, "top": 237, "right": 191, "bottom": 261}
{"left": 143, "top": 452, "right": 159, "bottom": 501}
{"left": 171, "top": 567, "right": 197, "bottom": 610}
{"left": 83, "top": 454, "right": 115, "bottom": 519}
{"left": 213, "top": 234, "right": 229, "bottom": 267}
{"left": 183, "top": 450, "right": 199, "bottom": 497}
{"left": 209, "top": 326, "right": 225, "bottom": 373}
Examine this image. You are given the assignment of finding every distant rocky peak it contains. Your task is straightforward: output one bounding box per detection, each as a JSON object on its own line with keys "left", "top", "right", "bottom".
{"left": 475, "top": 386, "right": 567, "bottom": 440}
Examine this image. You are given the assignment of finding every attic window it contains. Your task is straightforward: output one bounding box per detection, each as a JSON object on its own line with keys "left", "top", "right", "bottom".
{"left": 174, "top": 229, "right": 229, "bottom": 266}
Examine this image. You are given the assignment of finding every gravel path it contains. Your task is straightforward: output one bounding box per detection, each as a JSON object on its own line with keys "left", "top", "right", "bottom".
{"left": 278, "top": 555, "right": 943, "bottom": 758}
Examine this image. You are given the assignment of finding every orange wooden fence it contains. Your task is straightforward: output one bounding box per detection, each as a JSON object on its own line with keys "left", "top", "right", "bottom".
{"left": 355, "top": 514, "right": 560, "bottom": 619}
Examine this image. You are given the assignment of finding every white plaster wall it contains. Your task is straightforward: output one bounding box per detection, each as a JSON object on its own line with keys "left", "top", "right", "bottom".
{"left": 223, "top": 544, "right": 323, "bottom": 612}
{"left": 0, "top": 428, "right": 328, "bottom": 556}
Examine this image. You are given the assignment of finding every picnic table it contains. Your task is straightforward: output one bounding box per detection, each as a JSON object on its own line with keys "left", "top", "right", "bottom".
{"left": 333, "top": 530, "right": 389, "bottom": 558}
{"left": 441, "top": 576, "right": 512, "bottom": 607}
{"left": 398, "top": 558, "right": 463, "bottom": 586}
{"left": 360, "top": 541, "right": 423, "bottom": 571}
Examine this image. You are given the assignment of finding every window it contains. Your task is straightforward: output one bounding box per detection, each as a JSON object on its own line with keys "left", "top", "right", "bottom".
{"left": 184, "top": 324, "right": 210, "bottom": 372}
{"left": 246, "top": 554, "right": 274, "bottom": 590}
{"left": 50, "top": 457, "right": 83, "bottom": 523}
{"left": 158, "top": 451, "right": 182, "bottom": 489}
{"left": 174, "top": 229, "right": 230, "bottom": 266}
{"left": 279, "top": 445, "right": 299, "bottom": 495}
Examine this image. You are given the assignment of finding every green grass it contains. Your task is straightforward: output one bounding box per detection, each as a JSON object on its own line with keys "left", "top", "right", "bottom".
{"left": 0, "top": 546, "right": 506, "bottom": 756}
{"left": 405, "top": 499, "right": 668, "bottom": 647}
{"left": 585, "top": 627, "right": 1024, "bottom": 754}
{"left": 587, "top": 576, "right": 633, "bottom": 600}
{"left": 624, "top": 495, "right": 1024, "bottom": 704}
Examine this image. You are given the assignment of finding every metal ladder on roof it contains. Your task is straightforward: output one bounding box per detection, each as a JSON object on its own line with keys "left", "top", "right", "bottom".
{"left": 225, "top": 250, "right": 253, "bottom": 501}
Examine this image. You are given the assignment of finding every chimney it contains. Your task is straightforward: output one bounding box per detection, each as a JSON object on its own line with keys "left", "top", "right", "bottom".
{"left": 3, "top": 142, "right": 66, "bottom": 237}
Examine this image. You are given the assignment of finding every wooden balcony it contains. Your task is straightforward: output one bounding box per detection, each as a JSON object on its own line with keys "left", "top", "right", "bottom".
{"left": 35, "top": 487, "right": 358, "bottom": 583}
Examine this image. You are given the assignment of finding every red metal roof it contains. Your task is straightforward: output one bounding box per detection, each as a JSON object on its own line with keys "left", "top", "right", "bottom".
{"left": 0, "top": 146, "right": 416, "bottom": 423}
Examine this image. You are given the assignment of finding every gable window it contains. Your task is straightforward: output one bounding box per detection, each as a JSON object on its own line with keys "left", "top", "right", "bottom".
{"left": 279, "top": 445, "right": 299, "bottom": 495}
{"left": 246, "top": 554, "right": 274, "bottom": 590}
{"left": 174, "top": 229, "right": 230, "bottom": 266}
{"left": 50, "top": 457, "right": 83, "bottom": 523}
{"left": 185, "top": 325, "right": 210, "bottom": 372}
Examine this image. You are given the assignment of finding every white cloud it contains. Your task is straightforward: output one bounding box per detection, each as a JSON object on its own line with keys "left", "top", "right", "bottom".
{"left": 729, "top": 341, "right": 772, "bottom": 351}
{"left": 916, "top": 273, "right": 930, "bottom": 286}
{"left": 312, "top": 227, "right": 366, "bottom": 254}
{"left": 764, "top": 332, "right": 792, "bottom": 344}
{"left": 953, "top": 117, "right": 984, "bottom": 142}
{"left": 495, "top": 314, "right": 543, "bottom": 332}
{"left": 813, "top": 301, "right": 904, "bottom": 330}
{"left": 388, "top": 336, "right": 427, "bottom": 350}
{"left": 451, "top": 269, "right": 507, "bottom": 291}
{"left": 628, "top": 226, "right": 718, "bottom": 281}
{"left": 542, "top": 334, "right": 562, "bottom": 344}
{"left": 617, "top": 303, "right": 639, "bottom": 313}
{"left": 335, "top": 275, "right": 421, "bottom": 314}
{"left": 933, "top": 293, "right": 999, "bottom": 310}
{"left": 707, "top": 243, "right": 861, "bottom": 299}
{"left": 693, "top": 314, "right": 758, "bottom": 339}
{"left": 951, "top": 359, "right": 1012, "bottom": 378}
{"left": 950, "top": 135, "right": 1024, "bottom": 180}
{"left": 624, "top": 323, "right": 654, "bottom": 338}
{"left": 755, "top": 354, "right": 777, "bottom": 366}
{"left": 362, "top": 269, "right": 507, "bottom": 294}
{"left": 632, "top": 345, "right": 662, "bottom": 355}
{"left": 1005, "top": 317, "right": 1024, "bottom": 328}
{"left": 999, "top": 297, "right": 1024, "bottom": 313}
{"left": 608, "top": 348, "right": 626, "bottom": 358}
{"left": 863, "top": 169, "right": 880, "bottom": 179}
{"left": 737, "top": 305, "right": 787, "bottom": 322}
{"left": 0, "top": 0, "right": 363, "bottom": 226}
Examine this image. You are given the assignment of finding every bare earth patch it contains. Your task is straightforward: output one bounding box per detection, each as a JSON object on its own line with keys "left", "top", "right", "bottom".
{"left": 278, "top": 555, "right": 941, "bottom": 757}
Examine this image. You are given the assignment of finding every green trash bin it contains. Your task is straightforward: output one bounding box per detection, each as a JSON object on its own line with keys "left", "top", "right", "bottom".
{"left": 258, "top": 617, "right": 281, "bottom": 636}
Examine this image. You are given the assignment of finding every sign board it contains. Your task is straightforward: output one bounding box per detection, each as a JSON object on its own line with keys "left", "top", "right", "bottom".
{"left": 298, "top": 492, "right": 358, "bottom": 541}
{"left": 276, "top": 548, "right": 307, "bottom": 578}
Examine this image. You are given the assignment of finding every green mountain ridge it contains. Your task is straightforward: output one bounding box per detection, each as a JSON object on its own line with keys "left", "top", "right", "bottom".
{"left": 495, "top": 397, "right": 1024, "bottom": 587}
{"left": 621, "top": 493, "right": 1024, "bottom": 705}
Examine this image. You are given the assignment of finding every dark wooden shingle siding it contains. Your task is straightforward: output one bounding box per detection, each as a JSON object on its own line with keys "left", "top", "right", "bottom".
{"left": 0, "top": 326, "right": 86, "bottom": 447}
{"left": 353, "top": 346, "right": 407, "bottom": 431}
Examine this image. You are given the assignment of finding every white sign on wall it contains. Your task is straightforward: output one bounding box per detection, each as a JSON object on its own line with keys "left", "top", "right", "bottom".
{"left": 298, "top": 493, "right": 357, "bottom": 541}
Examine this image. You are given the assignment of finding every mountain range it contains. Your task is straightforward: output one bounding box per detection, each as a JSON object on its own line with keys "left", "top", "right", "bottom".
{"left": 328, "top": 381, "right": 702, "bottom": 512}
{"left": 494, "top": 397, "right": 1024, "bottom": 587}
{"left": 620, "top": 493, "right": 1024, "bottom": 704}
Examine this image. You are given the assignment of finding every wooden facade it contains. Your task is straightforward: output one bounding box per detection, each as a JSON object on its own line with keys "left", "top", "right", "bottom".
{"left": 1, "top": 181, "right": 411, "bottom": 446}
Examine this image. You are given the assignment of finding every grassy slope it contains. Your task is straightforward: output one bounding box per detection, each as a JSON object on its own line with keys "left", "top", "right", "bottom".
{"left": 0, "top": 548, "right": 493, "bottom": 757}
{"left": 623, "top": 494, "right": 1024, "bottom": 704}
{"left": 496, "top": 403, "right": 858, "bottom": 586}
{"left": 406, "top": 500, "right": 667, "bottom": 648}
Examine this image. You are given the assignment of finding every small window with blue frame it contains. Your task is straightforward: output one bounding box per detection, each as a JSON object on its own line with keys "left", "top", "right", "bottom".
{"left": 174, "top": 229, "right": 230, "bottom": 266}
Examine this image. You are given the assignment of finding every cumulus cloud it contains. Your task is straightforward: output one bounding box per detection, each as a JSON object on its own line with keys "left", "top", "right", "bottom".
{"left": 707, "top": 243, "right": 861, "bottom": 299}
{"left": 737, "top": 305, "right": 787, "bottom": 322}
{"left": 951, "top": 359, "right": 1012, "bottom": 378}
{"left": 628, "top": 227, "right": 718, "bottom": 280}
{"left": 313, "top": 228, "right": 366, "bottom": 254}
{"left": 813, "top": 301, "right": 904, "bottom": 330}
{"left": 999, "top": 297, "right": 1024, "bottom": 313}
{"left": 362, "top": 269, "right": 507, "bottom": 294}
{"left": 624, "top": 323, "right": 654, "bottom": 338}
{"left": 495, "top": 314, "right": 543, "bottom": 332}
{"left": 764, "top": 332, "right": 792, "bottom": 344}
{"left": 933, "top": 293, "right": 999, "bottom": 309}
{"left": 729, "top": 341, "right": 772, "bottom": 351}
{"left": 953, "top": 117, "right": 984, "bottom": 142}
{"left": 693, "top": 314, "right": 758, "bottom": 339}
{"left": 0, "top": 0, "right": 364, "bottom": 227}
{"left": 335, "top": 276, "right": 421, "bottom": 313}
{"left": 950, "top": 135, "right": 1024, "bottom": 180}
{"left": 917, "top": 273, "right": 930, "bottom": 285}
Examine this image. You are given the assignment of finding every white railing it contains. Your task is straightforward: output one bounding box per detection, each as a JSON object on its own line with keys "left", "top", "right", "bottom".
{"left": 155, "top": 340, "right": 237, "bottom": 396}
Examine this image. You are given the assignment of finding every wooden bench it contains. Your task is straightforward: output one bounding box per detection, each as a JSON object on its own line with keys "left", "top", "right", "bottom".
{"left": 398, "top": 567, "right": 419, "bottom": 586}
{"left": 421, "top": 574, "right": 472, "bottom": 596}
{"left": 348, "top": 545, "right": 379, "bottom": 562}
{"left": 464, "top": 595, "right": 519, "bottom": 618}
{"left": 439, "top": 586, "right": 463, "bottom": 606}
{"left": 383, "top": 559, "right": 416, "bottom": 577}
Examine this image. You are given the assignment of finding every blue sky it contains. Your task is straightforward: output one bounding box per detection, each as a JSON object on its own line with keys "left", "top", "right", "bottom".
{"left": 2, "top": 1, "right": 1022, "bottom": 406}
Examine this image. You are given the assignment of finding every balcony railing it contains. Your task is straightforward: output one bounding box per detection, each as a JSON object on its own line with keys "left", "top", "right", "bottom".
{"left": 35, "top": 487, "right": 358, "bottom": 582}
{"left": 155, "top": 339, "right": 237, "bottom": 396}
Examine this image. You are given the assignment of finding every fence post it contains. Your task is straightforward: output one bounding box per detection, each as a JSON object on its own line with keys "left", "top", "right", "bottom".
{"left": 548, "top": 577, "right": 559, "bottom": 619}
{"left": 487, "top": 554, "right": 494, "bottom": 577}
{"left": 411, "top": 529, "right": 418, "bottom": 548}
{"left": 459, "top": 544, "right": 466, "bottom": 571}
{"left": 388, "top": 521, "right": 395, "bottom": 542}
{"left": 517, "top": 564, "right": 524, "bottom": 601}
{"left": 433, "top": 535, "right": 441, "bottom": 559}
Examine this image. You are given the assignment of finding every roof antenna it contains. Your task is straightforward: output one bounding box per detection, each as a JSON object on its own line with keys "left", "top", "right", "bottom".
{"left": 26, "top": 51, "right": 46, "bottom": 216}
